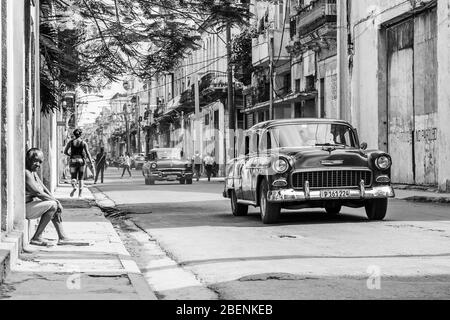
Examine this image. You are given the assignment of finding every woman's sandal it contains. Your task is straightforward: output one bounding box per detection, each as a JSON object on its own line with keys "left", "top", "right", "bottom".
{"left": 30, "top": 239, "right": 53, "bottom": 247}
{"left": 58, "top": 239, "right": 92, "bottom": 246}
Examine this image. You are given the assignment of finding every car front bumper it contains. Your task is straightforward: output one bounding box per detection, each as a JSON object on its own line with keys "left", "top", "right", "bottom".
{"left": 147, "top": 171, "right": 193, "bottom": 180}
{"left": 267, "top": 186, "right": 395, "bottom": 203}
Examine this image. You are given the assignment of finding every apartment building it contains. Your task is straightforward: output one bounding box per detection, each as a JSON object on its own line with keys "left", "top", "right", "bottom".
{"left": 244, "top": 0, "right": 338, "bottom": 128}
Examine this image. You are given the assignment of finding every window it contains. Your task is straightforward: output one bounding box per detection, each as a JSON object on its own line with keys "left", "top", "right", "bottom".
{"left": 270, "top": 123, "right": 357, "bottom": 148}
{"left": 295, "top": 79, "right": 301, "bottom": 93}
{"left": 205, "top": 114, "right": 210, "bottom": 125}
{"left": 305, "top": 75, "right": 315, "bottom": 91}
{"left": 249, "top": 132, "right": 259, "bottom": 154}
{"left": 259, "top": 131, "right": 273, "bottom": 152}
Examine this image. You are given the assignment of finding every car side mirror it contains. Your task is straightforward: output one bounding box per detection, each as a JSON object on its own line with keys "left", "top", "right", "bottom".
{"left": 360, "top": 142, "right": 368, "bottom": 150}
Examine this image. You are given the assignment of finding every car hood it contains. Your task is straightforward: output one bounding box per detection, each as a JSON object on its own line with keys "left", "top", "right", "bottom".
{"left": 276, "top": 147, "right": 369, "bottom": 169}
{"left": 155, "top": 159, "right": 190, "bottom": 169}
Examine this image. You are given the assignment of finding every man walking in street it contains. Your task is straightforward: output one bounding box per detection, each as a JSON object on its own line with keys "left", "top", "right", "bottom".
{"left": 192, "top": 150, "right": 202, "bottom": 181}
{"left": 203, "top": 153, "right": 215, "bottom": 182}
{"left": 121, "top": 152, "right": 132, "bottom": 178}
{"left": 94, "top": 147, "right": 107, "bottom": 184}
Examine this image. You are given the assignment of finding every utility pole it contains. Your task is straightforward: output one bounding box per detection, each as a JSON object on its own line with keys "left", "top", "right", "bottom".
{"left": 137, "top": 96, "right": 141, "bottom": 153}
{"left": 226, "top": 21, "right": 235, "bottom": 160}
{"left": 123, "top": 103, "right": 131, "bottom": 154}
{"left": 268, "top": 26, "right": 274, "bottom": 121}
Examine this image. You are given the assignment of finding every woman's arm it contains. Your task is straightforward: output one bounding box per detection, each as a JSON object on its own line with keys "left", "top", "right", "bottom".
{"left": 64, "top": 141, "right": 71, "bottom": 157}
{"left": 25, "top": 171, "right": 56, "bottom": 202}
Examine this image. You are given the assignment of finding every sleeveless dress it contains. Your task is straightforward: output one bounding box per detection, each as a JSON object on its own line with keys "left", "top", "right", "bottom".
{"left": 69, "top": 140, "right": 85, "bottom": 167}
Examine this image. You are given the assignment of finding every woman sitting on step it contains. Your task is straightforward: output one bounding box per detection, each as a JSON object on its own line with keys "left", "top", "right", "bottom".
{"left": 25, "top": 148, "right": 74, "bottom": 247}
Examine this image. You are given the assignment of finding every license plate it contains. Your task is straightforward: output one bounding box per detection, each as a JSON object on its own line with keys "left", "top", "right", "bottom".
{"left": 320, "top": 190, "right": 352, "bottom": 199}
{"left": 167, "top": 175, "right": 178, "bottom": 180}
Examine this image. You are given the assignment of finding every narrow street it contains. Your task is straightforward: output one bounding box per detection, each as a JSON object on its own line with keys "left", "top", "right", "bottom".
{"left": 92, "top": 168, "right": 450, "bottom": 300}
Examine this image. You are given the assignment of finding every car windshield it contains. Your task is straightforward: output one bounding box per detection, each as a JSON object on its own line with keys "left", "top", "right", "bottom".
{"left": 154, "top": 149, "right": 182, "bottom": 160}
{"left": 269, "top": 123, "right": 357, "bottom": 149}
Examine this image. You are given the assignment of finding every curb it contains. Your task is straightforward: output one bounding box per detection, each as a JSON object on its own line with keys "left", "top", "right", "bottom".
{"left": 400, "top": 196, "right": 450, "bottom": 204}
{"left": 88, "top": 186, "right": 158, "bottom": 300}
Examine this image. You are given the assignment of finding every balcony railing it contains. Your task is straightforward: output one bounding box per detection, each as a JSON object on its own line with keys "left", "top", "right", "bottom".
{"left": 296, "top": 0, "right": 337, "bottom": 38}
{"left": 252, "top": 29, "right": 290, "bottom": 68}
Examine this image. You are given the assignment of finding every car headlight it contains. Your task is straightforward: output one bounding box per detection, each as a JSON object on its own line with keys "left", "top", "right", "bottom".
{"left": 151, "top": 163, "right": 157, "bottom": 169}
{"left": 272, "top": 158, "right": 289, "bottom": 174}
{"left": 375, "top": 155, "right": 391, "bottom": 170}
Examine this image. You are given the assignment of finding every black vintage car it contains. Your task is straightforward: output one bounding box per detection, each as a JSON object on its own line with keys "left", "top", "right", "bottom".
{"left": 223, "top": 119, "right": 395, "bottom": 224}
{"left": 142, "top": 148, "right": 194, "bottom": 185}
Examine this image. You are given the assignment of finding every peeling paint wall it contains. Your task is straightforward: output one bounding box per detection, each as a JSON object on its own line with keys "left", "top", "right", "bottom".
{"left": 342, "top": 0, "right": 449, "bottom": 189}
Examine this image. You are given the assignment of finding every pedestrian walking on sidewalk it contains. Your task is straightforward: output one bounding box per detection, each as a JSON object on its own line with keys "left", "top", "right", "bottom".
{"left": 203, "top": 153, "right": 214, "bottom": 182}
{"left": 121, "top": 152, "right": 132, "bottom": 178}
{"left": 25, "top": 148, "right": 77, "bottom": 246}
{"left": 192, "top": 151, "right": 202, "bottom": 181}
{"left": 64, "top": 128, "right": 95, "bottom": 198}
{"left": 94, "top": 147, "right": 107, "bottom": 184}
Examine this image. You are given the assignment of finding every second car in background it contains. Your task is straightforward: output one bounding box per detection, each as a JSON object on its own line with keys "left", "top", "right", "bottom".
{"left": 142, "top": 148, "right": 193, "bottom": 185}
{"left": 131, "top": 153, "right": 146, "bottom": 170}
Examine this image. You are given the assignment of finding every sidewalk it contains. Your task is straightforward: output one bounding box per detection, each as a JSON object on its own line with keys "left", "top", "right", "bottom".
{"left": 0, "top": 185, "right": 157, "bottom": 300}
{"left": 394, "top": 185, "right": 450, "bottom": 204}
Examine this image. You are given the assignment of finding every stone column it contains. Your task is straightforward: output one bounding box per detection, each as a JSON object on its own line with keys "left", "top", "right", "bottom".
{"left": 7, "top": 0, "right": 26, "bottom": 231}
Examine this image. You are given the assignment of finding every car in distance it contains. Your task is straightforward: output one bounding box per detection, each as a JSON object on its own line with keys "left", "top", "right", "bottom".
{"left": 142, "top": 148, "right": 193, "bottom": 185}
{"left": 223, "top": 119, "right": 395, "bottom": 224}
{"left": 131, "top": 153, "right": 146, "bottom": 170}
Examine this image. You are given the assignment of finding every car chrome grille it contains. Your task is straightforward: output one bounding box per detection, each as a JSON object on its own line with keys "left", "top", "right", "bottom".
{"left": 292, "top": 170, "right": 373, "bottom": 189}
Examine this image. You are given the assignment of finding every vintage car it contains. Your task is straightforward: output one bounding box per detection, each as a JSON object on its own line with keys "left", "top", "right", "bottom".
{"left": 142, "top": 148, "right": 193, "bottom": 185}
{"left": 223, "top": 119, "right": 395, "bottom": 224}
{"left": 131, "top": 153, "right": 146, "bottom": 170}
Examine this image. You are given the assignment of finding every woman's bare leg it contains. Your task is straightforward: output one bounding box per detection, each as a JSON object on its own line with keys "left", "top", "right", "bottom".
{"left": 78, "top": 179, "right": 84, "bottom": 197}
{"left": 31, "top": 204, "right": 58, "bottom": 241}
{"left": 51, "top": 214, "right": 69, "bottom": 241}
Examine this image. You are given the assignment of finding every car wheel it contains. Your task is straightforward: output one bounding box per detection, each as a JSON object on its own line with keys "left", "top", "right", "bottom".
{"left": 231, "top": 190, "right": 248, "bottom": 216}
{"left": 186, "top": 178, "right": 193, "bottom": 185}
{"left": 180, "top": 178, "right": 186, "bottom": 184}
{"left": 365, "top": 199, "right": 388, "bottom": 221}
{"left": 259, "top": 180, "right": 280, "bottom": 224}
{"left": 325, "top": 204, "right": 342, "bottom": 216}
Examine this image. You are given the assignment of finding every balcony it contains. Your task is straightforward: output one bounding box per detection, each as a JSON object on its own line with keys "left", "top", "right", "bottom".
{"left": 294, "top": 0, "right": 337, "bottom": 49}
{"left": 252, "top": 29, "right": 290, "bottom": 68}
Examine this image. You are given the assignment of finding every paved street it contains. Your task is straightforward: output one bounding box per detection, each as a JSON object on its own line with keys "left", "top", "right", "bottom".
{"left": 92, "top": 168, "right": 450, "bottom": 300}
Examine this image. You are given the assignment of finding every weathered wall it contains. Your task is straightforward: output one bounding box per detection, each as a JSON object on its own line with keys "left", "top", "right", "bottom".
{"left": 437, "top": 0, "right": 450, "bottom": 191}
{"left": 349, "top": 0, "right": 418, "bottom": 146}
{"left": 347, "top": 0, "right": 448, "bottom": 188}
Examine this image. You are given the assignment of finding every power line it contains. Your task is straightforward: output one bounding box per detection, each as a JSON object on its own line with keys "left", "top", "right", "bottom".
{"left": 79, "top": 55, "right": 228, "bottom": 104}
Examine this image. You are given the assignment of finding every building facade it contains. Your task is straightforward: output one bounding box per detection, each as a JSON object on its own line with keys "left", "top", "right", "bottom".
{"left": 148, "top": 23, "right": 243, "bottom": 174}
{"left": 337, "top": 0, "right": 450, "bottom": 191}
{"left": 244, "top": 0, "right": 338, "bottom": 127}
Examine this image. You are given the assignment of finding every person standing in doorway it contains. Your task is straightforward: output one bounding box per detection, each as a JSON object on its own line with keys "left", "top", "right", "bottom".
{"left": 192, "top": 151, "right": 202, "bottom": 181}
{"left": 94, "top": 147, "right": 107, "bottom": 184}
{"left": 121, "top": 152, "right": 132, "bottom": 178}
{"left": 64, "top": 128, "right": 95, "bottom": 198}
{"left": 203, "top": 153, "right": 215, "bottom": 182}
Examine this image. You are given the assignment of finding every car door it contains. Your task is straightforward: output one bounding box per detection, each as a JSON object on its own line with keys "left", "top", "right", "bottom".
{"left": 241, "top": 132, "right": 259, "bottom": 202}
